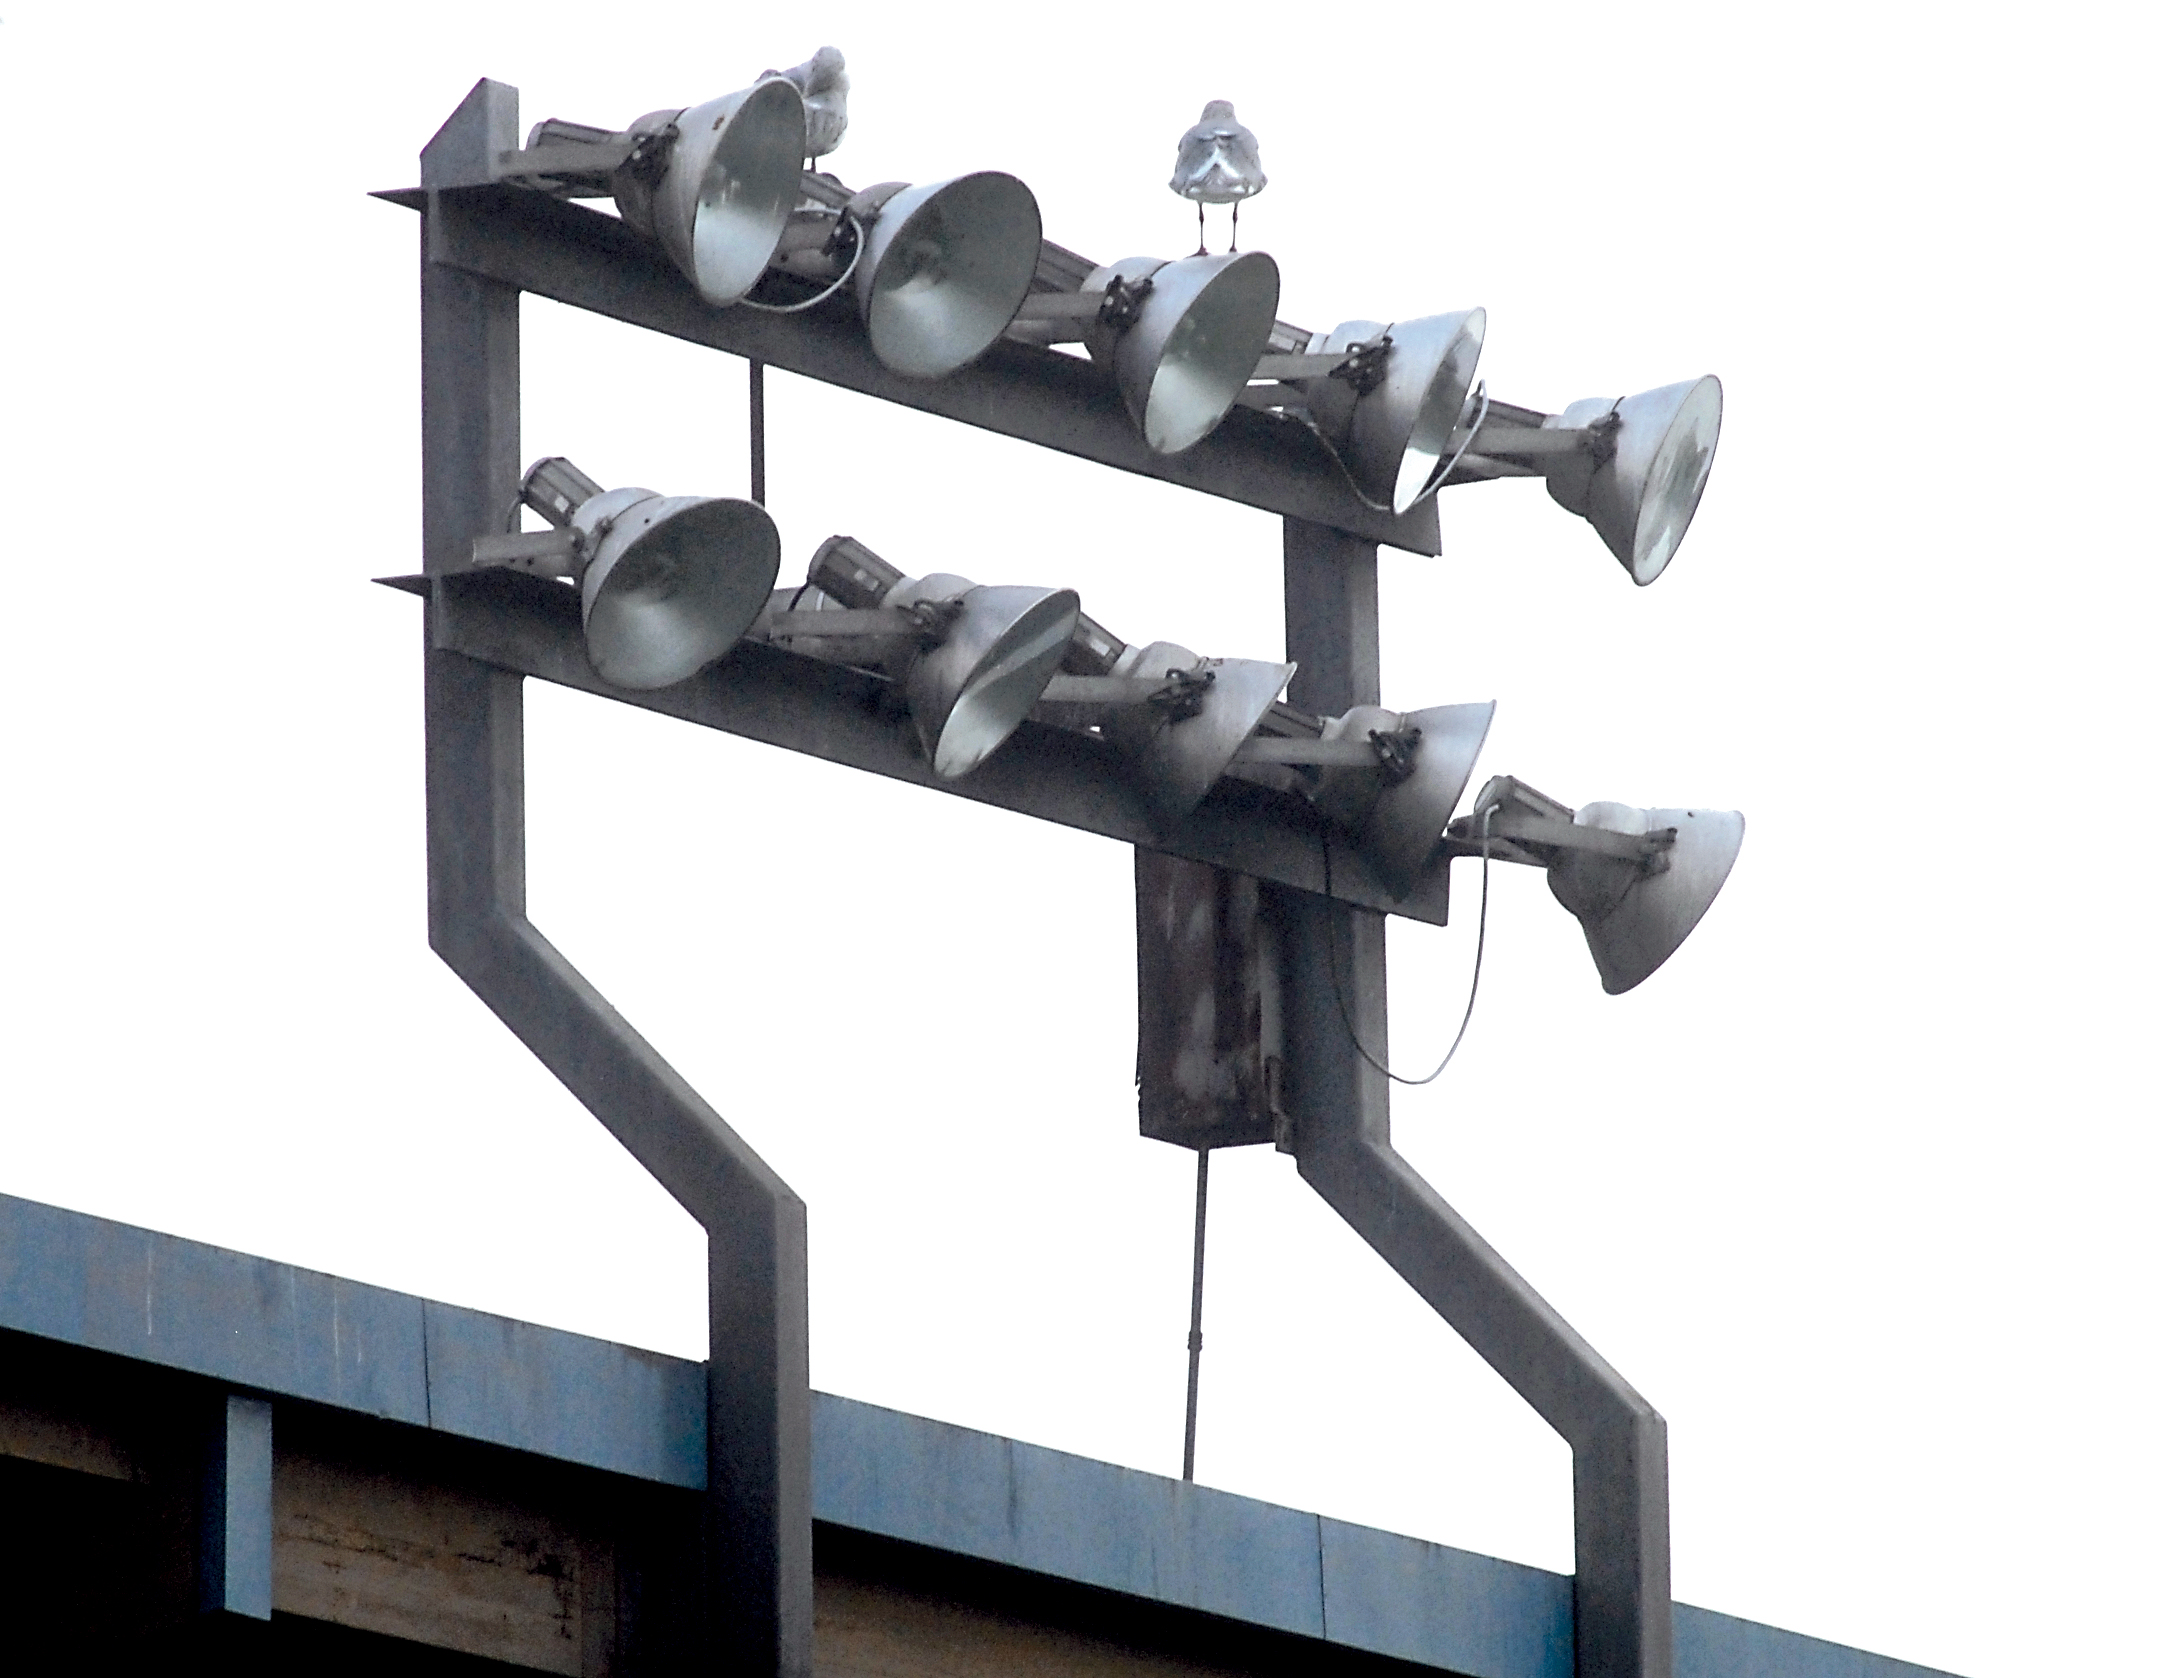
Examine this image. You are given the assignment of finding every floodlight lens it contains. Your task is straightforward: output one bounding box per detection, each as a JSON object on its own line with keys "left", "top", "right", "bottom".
{"left": 686, "top": 78, "right": 806, "bottom": 305}
{"left": 1629, "top": 375, "right": 1722, "bottom": 585}
{"left": 584, "top": 498, "right": 779, "bottom": 690}
{"left": 1144, "top": 255, "right": 1280, "bottom": 454}
{"left": 933, "top": 591, "right": 1078, "bottom": 778}
{"left": 862, "top": 173, "right": 1041, "bottom": 379}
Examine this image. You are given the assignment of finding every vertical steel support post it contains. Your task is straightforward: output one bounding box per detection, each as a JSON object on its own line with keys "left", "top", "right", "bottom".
{"left": 1274, "top": 518, "right": 1672, "bottom": 1678}
{"left": 418, "top": 81, "right": 812, "bottom": 1677}
{"left": 198, "top": 1394, "right": 273, "bottom": 1621}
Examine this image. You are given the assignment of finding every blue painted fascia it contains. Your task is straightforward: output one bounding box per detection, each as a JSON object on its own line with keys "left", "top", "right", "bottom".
{"left": 0, "top": 1192, "right": 1965, "bottom": 1678}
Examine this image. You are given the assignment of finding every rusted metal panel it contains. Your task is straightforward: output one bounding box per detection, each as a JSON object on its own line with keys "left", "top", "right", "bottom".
{"left": 272, "top": 1440, "right": 616, "bottom": 1676}
{"left": 1134, "top": 851, "right": 1282, "bottom": 1151}
{"left": 0, "top": 1394, "right": 138, "bottom": 1482}
{"left": 815, "top": 1572, "right": 1259, "bottom": 1678}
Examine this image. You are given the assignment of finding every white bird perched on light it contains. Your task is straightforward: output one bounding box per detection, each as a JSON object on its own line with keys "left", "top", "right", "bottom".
{"left": 1169, "top": 100, "right": 1266, "bottom": 254}
{"left": 764, "top": 45, "right": 849, "bottom": 163}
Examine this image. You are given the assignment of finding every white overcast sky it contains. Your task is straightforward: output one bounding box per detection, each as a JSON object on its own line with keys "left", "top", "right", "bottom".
{"left": 1, "top": 5, "right": 2158, "bottom": 1677}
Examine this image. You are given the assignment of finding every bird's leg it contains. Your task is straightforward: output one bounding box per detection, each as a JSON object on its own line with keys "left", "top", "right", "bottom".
{"left": 1195, "top": 200, "right": 1207, "bottom": 257}
{"left": 1230, "top": 200, "right": 1239, "bottom": 253}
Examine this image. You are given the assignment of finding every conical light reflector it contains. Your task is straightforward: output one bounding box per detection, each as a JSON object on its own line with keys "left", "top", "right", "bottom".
{"left": 1546, "top": 376, "right": 1723, "bottom": 585}
{"left": 1307, "top": 311, "right": 1486, "bottom": 513}
{"left": 895, "top": 578, "right": 1079, "bottom": 778}
{"left": 570, "top": 487, "right": 781, "bottom": 689}
{"left": 1306, "top": 702, "right": 1496, "bottom": 897}
{"left": 801, "top": 538, "right": 1080, "bottom": 780}
{"left": 1547, "top": 803, "right": 1744, "bottom": 993}
{"left": 1100, "top": 644, "right": 1295, "bottom": 825}
{"left": 1085, "top": 252, "right": 1280, "bottom": 454}
{"left": 853, "top": 173, "right": 1042, "bottom": 378}
{"left": 613, "top": 79, "right": 807, "bottom": 307}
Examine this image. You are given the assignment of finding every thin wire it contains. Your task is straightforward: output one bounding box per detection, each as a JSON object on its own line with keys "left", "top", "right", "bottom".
{"left": 1320, "top": 807, "right": 1493, "bottom": 1086}
{"left": 1283, "top": 380, "right": 1490, "bottom": 517}
{"left": 1285, "top": 409, "right": 1397, "bottom": 513}
{"left": 1181, "top": 1147, "right": 1210, "bottom": 1482}
{"left": 736, "top": 212, "right": 864, "bottom": 314}
{"left": 1425, "top": 381, "right": 1491, "bottom": 495}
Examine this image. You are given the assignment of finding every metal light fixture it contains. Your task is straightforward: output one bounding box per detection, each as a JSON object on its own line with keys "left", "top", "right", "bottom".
{"left": 1542, "top": 377, "right": 1723, "bottom": 585}
{"left": 840, "top": 174, "right": 1044, "bottom": 378}
{"left": 768, "top": 536, "right": 1079, "bottom": 779}
{"left": 1452, "top": 776, "right": 1744, "bottom": 992}
{"left": 610, "top": 80, "right": 809, "bottom": 307}
{"left": 1007, "top": 253, "right": 1281, "bottom": 454}
{"left": 1238, "top": 702, "right": 1496, "bottom": 897}
{"left": 470, "top": 458, "right": 781, "bottom": 690}
{"left": 1300, "top": 312, "right": 1487, "bottom": 513}
{"left": 1037, "top": 613, "right": 1295, "bottom": 825}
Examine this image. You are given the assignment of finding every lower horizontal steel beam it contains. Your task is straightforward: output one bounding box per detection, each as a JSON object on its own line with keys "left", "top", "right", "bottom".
{"left": 402, "top": 569, "right": 1455, "bottom": 925}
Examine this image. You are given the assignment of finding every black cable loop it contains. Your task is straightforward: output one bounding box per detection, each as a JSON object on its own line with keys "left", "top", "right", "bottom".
{"left": 736, "top": 212, "right": 865, "bottom": 314}
{"left": 1319, "top": 805, "right": 1492, "bottom": 1087}
{"left": 1283, "top": 380, "right": 1490, "bottom": 516}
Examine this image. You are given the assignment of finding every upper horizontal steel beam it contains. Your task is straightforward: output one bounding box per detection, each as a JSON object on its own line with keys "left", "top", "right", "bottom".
{"left": 399, "top": 569, "right": 1455, "bottom": 925}
{"left": 379, "top": 180, "right": 1441, "bottom": 555}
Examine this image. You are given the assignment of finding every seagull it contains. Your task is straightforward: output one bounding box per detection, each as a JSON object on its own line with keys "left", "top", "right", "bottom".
{"left": 765, "top": 45, "right": 849, "bottom": 164}
{"left": 1169, "top": 100, "right": 1266, "bottom": 254}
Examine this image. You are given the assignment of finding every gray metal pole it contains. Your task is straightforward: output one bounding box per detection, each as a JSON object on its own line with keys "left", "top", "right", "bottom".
{"left": 1274, "top": 516, "right": 1672, "bottom": 1678}
{"left": 1181, "top": 1147, "right": 1209, "bottom": 1481}
{"left": 418, "top": 80, "right": 812, "bottom": 1678}
{"left": 750, "top": 358, "right": 767, "bottom": 505}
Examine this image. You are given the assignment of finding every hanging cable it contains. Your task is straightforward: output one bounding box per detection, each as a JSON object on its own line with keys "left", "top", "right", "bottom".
{"left": 735, "top": 212, "right": 865, "bottom": 314}
{"left": 1280, "top": 381, "right": 1492, "bottom": 516}
{"left": 1181, "top": 1146, "right": 1210, "bottom": 1481}
{"left": 1319, "top": 806, "right": 1493, "bottom": 1086}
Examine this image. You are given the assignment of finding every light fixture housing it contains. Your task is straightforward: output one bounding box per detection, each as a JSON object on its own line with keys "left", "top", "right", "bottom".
{"left": 612, "top": 79, "right": 808, "bottom": 307}
{"left": 1041, "top": 617, "right": 1295, "bottom": 825}
{"left": 1083, "top": 252, "right": 1281, "bottom": 454}
{"left": 1300, "top": 702, "right": 1497, "bottom": 896}
{"left": 847, "top": 174, "right": 1043, "bottom": 378}
{"left": 1548, "top": 800, "right": 1744, "bottom": 993}
{"left": 1543, "top": 376, "right": 1723, "bottom": 585}
{"left": 1106, "top": 646, "right": 1295, "bottom": 825}
{"left": 1458, "top": 777, "right": 1744, "bottom": 992}
{"left": 791, "top": 536, "right": 1080, "bottom": 779}
{"left": 475, "top": 457, "right": 781, "bottom": 691}
{"left": 1304, "top": 310, "right": 1487, "bottom": 513}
